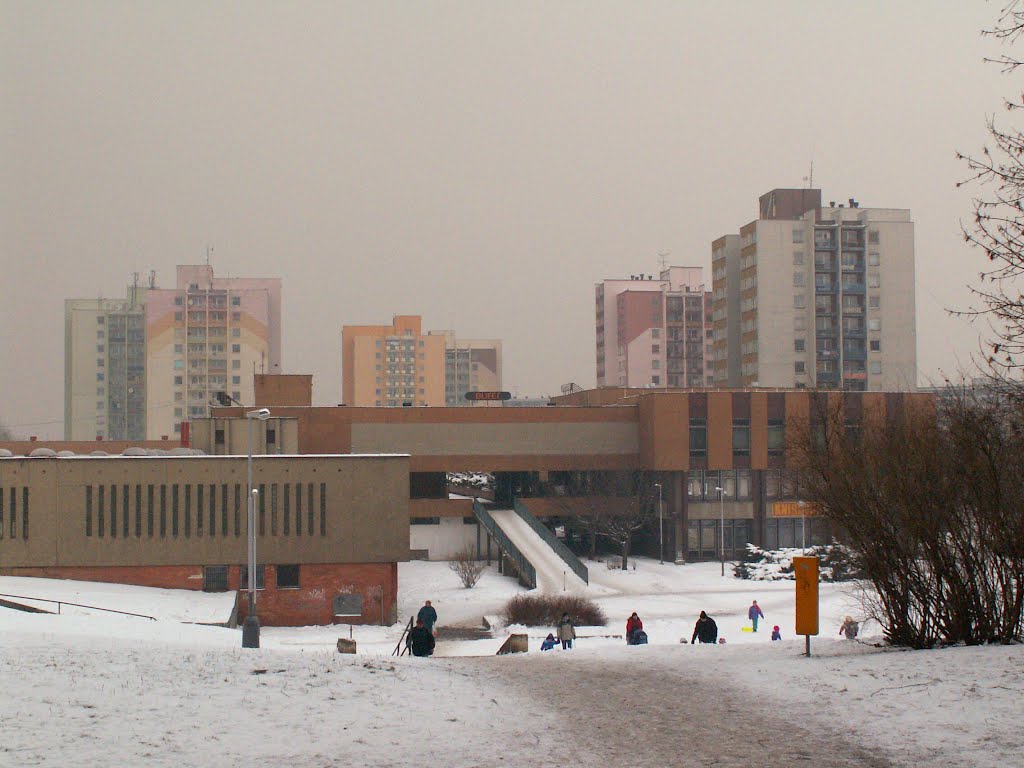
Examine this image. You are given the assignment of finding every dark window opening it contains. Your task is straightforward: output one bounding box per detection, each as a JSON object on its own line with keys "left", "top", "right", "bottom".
{"left": 239, "top": 564, "right": 266, "bottom": 590}
{"left": 203, "top": 566, "right": 229, "bottom": 592}
{"left": 276, "top": 564, "right": 300, "bottom": 589}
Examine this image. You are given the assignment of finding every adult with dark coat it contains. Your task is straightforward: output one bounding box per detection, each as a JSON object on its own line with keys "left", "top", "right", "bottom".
{"left": 406, "top": 619, "right": 436, "bottom": 657}
{"left": 690, "top": 611, "right": 719, "bottom": 644}
{"left": 626, "top": 612, "right": 644, "bottom": 644}
{"left": 417, "top": 600, "right": 438, "bottom": 635}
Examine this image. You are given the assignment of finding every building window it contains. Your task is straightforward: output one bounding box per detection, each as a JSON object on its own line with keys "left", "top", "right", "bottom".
{"left": 651, "top": 376, "right": 660, "bottom": 385}
{"left": 239, "top": 564, "right": 266, "bottom": 590}
{"left": 232, "top": 360, "right": 241, "bottom": 370}
{"left": 869, "top": 295, "right": 880, "bottom": 309}
{"left": 232, "top": 344, "right": 240, "bottom": 353}
{"left": 768, "top": 419, "right": 785, "bottom": 455}
{"left": 869, "top": 318, "right": 881, "bottom": 331}
{"left": 232, "top": 312, "right": 241, "bottom": 322}
{"left": 232, "top": 376, "right": 240, "bottom": 385}
{"left": 97, "top": 373, "right": 104, "bottom": 382}
{"left": 869, "top": 361, "right": 882, "bottom": 375}
{"left": 652, "top": 360, "right": 660, "bottom": 369}
{"left": 868, "top": 252, "right": 880, "bottom": 266}
{"left": 793, "top": 272, "right": 805, "bottom": 287}
{"left": 232, "top": 296, "right": 241, "bottom": 306}
{"left": 870, "top": 339, "right": 881, "bottom": 352}
{"left": 175, "top": 312, "right": 183, "bottom": 322}
{"left": 203, "top": 566, "right": 229, "bottom": 592}
{"left": 794, "top": 316, "right": 806, "bottom": 331}
{"left": 276, "top": 565, "right": 300, "bottom": 589}
{"left": 868, "top": 230, "right": 880, "bottom": 244}
{"left": 868, "top": 273, "right": 880, "bottom": 288}
{"left": 215, "top": 429, "right": 225, "bottom": 445}
{"left": 651, "top": 328, "right": 660, "bottom": 339}
{"left": 792, "top": 228, "right": 804, "bottom": 244}
{"left": 96, "top": 316, "right": 105, "bottom": 325}
{"left": 174, "top": 376, "right": 183, "bottom": 385}
{"left": 732, "top": 419, "right": 751, "bottom": 457}
{"left": 793, "top": 295, "right": 806, "bottom": 309}
{"left": 795, "top": 361, "right": 806, "bottom": 374}
{"left": 793, "top": 251, "right": 805, "bottom": 266}
{"left": 794, "top": 338, "right": 806, "bottom": 352}
{"left": 689, "top": 418, "right": 707, "bottom": 458}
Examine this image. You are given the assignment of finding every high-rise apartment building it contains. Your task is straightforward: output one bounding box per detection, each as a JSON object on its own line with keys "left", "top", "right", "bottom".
{"left": 595, "top": 267, "right": 713, "bottom": 388}
{"left": 342, "top": 317, "right": 503, "bottom": 407}
{"left": 429, "top": 331, "right": 503, "bottom": 405}
{"left": 712, "top": 189, "right": 916, "bottom": 390}
{"left": 65, "top": 265, "right": 282, "bottom": 440}
{"left": 342, "top": 316, "right": 446, "bottom": 407}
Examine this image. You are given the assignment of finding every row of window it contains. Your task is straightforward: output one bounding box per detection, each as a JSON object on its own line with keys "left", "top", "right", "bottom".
{"left": 685, "top": 517, "right": 831, "bottom": 558}
{"left": 688, "top": 419, "right": 784, "bottom": 459}
{"left": 411, "top": 517, "right": 479, "bottom": 525}
{"left": 83, "top": 482, "right": 328, "bottom": 539}
{"left": 0, "top": 487, "right": 30, "bottom": 541}
{"left": 202, "top": 564, "right": 298, "bottom": 592}
{"left": 686, "top": 469, "right": 803, "bottom": 501}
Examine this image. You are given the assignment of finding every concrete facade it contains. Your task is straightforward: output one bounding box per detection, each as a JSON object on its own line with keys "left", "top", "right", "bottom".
{"left": 714, "top": 189, "right": 917, "bottom": 391}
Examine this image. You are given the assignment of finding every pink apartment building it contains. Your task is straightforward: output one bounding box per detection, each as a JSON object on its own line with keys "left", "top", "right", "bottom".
{"left": 595, "top": 267, "right": 713, "bottom": 389}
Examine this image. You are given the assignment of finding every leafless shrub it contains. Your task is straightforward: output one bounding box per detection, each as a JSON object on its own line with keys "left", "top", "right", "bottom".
{"left": 792, "top": 390, "right": 1024, "bottom": 648}
{"left": 501, "top": 594, "right": 607, "bottom": 627}
{"left": 448, "top": 547, "right": 486, "bottom": 589}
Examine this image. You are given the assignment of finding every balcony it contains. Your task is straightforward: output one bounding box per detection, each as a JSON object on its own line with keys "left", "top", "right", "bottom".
{"left": 841, "top": 282, "right": 866, "bottom": 294}
{"left": 815, "top": 282, "right": 838, "bottom": 294}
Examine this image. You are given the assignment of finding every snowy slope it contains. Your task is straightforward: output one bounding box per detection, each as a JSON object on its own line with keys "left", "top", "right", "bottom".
{"left": 489, "top": 508, "right": 588, "bottom": 593}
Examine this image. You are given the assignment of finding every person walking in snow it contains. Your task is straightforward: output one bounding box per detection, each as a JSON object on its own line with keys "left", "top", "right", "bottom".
{"left": 690, "top": 611, "right": 718, "bottom": 644}
{"left": 417, "top": 600, "right": 438, "bottom": 636}
{"left": 748, "top": 599, "right": 765, "bottom": 632}
{"left": 839, "top": 616, "right": 860, "bottom": 640}
{"left": 626, "top": 612, "right": 644, "bottom": 645}
{"left": 406, "top": 618, "right": 436, "bottom": 657}
{"left": 557, "top": 612, "right": 576, "bottom": 650}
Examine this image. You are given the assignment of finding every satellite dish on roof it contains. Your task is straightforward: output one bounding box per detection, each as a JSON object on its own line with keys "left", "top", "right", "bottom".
{"left": 29, "top": 448, "right": 58, "bottom": 458}
{"left": 0, "top": 448, "right": 13, "bottom": 458}
{"left": 122, "top": 447, "right": 148, "bottom": 456}
{"left": 57, "top": 450, "right": 76, "bottom": 457}
{"left": 90, "top": 450, "right": 109, "bottom": 456}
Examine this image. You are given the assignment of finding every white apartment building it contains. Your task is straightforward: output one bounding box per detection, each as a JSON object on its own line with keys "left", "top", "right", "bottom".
{"left": 712, "top": 189, "right": 917, "bottom": 391}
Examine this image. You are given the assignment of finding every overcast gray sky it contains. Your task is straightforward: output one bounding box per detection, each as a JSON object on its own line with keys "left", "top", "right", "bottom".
{"left": 0, "top": 1, "right": 1007, "bottom": 437}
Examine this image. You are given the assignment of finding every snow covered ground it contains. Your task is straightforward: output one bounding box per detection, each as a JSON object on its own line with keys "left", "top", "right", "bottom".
{"left": 1, "top": 559, "right": 1020, "bottom": 767}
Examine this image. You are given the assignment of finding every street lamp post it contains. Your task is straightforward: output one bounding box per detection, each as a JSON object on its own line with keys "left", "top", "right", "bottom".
{"left": 654, "top": 483, "right": 664, "bottom": 564}
{"left": 715, "top": 485, "right": 725, "bottom": 577}
{"left": 242, "top": 407, "right": 271, "bottom": 649}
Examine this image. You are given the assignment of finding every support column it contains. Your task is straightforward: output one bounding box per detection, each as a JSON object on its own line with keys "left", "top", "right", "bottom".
{"left": 673, "top": 470, "right": 687, "bottom": 564}
{"left": 753, "top": 470, "right": 767, "bottom": 549}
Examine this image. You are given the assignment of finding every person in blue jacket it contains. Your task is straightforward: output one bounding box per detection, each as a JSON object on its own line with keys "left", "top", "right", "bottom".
{"left": 540, "top": 633, "right": 557, "bottom": 651}
{"left": 748, "top": 600, "right": 765, "bottom": 632}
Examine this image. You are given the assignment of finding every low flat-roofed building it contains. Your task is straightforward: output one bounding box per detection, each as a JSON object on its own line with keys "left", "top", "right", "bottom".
{"left": 0, "top": 453, "right": 409, "bottom": 626}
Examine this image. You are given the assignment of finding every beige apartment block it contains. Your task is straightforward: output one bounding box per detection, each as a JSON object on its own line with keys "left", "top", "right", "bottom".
{"left": 342, "top": 316, "right": 446, "bottom": 407}
{"left": 428, "top": 331, "right": 503, "bottom": 405}
{"left": 595, "top": 267, "right": 713, "bottom": 389}
{"left": 712, "top": 189, "right": 917, "bottom": 391}
{"left": 65, "top": 266, "right": 282, "bottom": 441}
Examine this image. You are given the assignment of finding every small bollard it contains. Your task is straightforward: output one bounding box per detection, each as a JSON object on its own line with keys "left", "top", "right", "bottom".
{"left": 336, "top": 638, "right": 357, "bottom": 654}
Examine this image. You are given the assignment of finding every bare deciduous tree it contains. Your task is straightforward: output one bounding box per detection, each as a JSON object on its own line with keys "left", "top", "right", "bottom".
{"left": 957, "top": 2, "right": 1024, "bottom": 372}
{"left": 792, "top": 391, "right": 1024, "bottom": 648}
{"left": 448, "top": 547, "right": 486, "bottom": 588}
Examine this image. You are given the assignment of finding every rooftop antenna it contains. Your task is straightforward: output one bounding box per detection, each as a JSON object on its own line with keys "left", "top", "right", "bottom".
{"left": 148, "top": 270, "right": 156, "bottom": 289}
{"left": 206, "top": 245, "right": 214, "bottom": 266}
{"left": 130, "top": 271, "right": 139, "bottom": 307}
{"left": 658, "top": 251, "right": 669, "bottom": 272}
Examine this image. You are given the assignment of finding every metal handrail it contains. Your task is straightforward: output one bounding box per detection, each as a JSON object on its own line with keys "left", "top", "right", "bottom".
{"left": 473, "top": 500, "right": 537, "bottom": 588}
{"left": 512, "top": 499, "right": 589, "bottom": 585}
{"left": 0, "top": 592, "right": 157, "bottom": 621}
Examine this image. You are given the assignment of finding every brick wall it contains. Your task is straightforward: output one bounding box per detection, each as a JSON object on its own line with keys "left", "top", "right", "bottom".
{"left": 0, "top": 561, "right": 398, "bottom": 627}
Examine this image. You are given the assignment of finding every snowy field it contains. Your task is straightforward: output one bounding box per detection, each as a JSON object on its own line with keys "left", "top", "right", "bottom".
{"left": 1, "top": 559, "right": 1020, "bottom": 767}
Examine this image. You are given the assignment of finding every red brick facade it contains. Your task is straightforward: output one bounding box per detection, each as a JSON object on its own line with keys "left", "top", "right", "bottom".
{"left": 0, "top": 562, "right": 398, "bottom": 627}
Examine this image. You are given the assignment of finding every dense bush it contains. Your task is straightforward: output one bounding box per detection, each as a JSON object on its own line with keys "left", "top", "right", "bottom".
{"left": 501, "top": 594, "right": 607, "bottom": 627}
{"left": 733, "top": 543, "right": 863, "bottom": 582}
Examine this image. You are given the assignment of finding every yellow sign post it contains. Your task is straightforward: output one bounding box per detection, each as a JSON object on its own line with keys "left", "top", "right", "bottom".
{"left": 793, "top": 556, "right": 819, "bottom": 657}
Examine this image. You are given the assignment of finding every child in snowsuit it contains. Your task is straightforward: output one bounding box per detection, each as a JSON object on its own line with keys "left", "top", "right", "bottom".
{"left": 748, "top": 600, "right": 765, "bottom": 632}
{"left": 626, "top": 612, "right": 644, "bottom": 645}
{"left": 839, "top": 616, "right": 860, "bottom": 640}
{"left": 540, "top": 633, "right": 557, "bottom": 651}
{"left": 771, "top": 625, "right": 782, "bottom": 641}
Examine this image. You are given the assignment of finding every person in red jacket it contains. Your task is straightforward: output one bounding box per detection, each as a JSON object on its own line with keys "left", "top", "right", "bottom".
{"left": 626, "top": 612, "right": 643, "bottom": 644}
